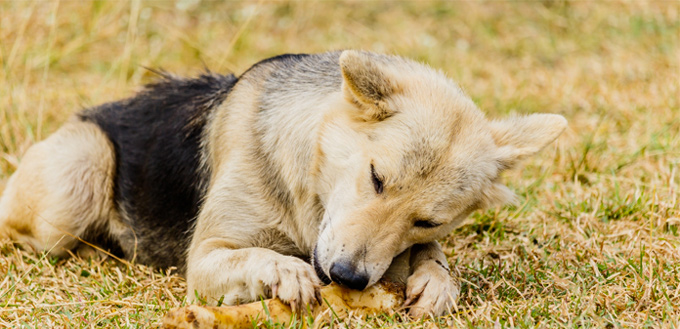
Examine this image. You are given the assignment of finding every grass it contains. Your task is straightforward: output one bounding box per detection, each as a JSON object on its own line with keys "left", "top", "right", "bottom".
{"left": 1, "top": 1, "right": 679, "bottom": 328}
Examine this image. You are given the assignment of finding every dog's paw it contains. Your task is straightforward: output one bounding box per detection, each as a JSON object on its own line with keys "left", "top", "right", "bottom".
{"left": 260, "top": 255, "right": 322, "bottom": 313}
{"left": 403, "top": 260, "right": 459, "bottom": 318}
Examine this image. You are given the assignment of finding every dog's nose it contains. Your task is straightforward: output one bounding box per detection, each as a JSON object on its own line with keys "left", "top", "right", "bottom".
{"left": 329, "top": 261, "right": 369, "bottom": 291}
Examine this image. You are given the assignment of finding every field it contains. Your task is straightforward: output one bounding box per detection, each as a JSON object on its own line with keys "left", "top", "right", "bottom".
{"left": 1, "top": 1, "right": 679, "bottom": 328}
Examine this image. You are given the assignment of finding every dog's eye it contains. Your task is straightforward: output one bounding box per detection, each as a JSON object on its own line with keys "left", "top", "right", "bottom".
{"left": 414, "top": 219, "right": 442, "bottom": 228}
{"left": 370, "top": 164, "right": 383, "bottom": 194}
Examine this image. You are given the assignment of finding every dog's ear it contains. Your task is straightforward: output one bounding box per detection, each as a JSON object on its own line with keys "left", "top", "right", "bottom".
{"left": 480, "top": 183, "right": 518, "bottom": 209}
{"left": 339, "top": 50, "right": 398, "bottom": 121}
{"left": 491, "top": 113, "right": 567, "bottom": 170}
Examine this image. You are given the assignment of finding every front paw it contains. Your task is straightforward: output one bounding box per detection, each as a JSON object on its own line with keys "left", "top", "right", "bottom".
{"left": 260, "top": 256, "right": 322, "bottom": 313}
{"left": 404, "top": 260, "right": 459, "bottom": 317}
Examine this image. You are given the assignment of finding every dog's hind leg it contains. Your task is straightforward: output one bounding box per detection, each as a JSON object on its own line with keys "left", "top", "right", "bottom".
{"left": 0, "top": 118, "right": 116, "bottom": 257}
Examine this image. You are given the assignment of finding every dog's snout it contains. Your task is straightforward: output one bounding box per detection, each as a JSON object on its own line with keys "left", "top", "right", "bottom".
{"left": 329, "top": 261, "right": 369, "bottom": 291}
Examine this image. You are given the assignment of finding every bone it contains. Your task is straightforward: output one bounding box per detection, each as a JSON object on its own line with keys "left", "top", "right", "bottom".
{"left": 161, "top": 250, "right": 410, "bottom": 329}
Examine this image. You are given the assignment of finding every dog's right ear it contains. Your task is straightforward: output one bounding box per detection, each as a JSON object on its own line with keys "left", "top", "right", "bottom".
{"left": 340, "top": 50, "right": 398, "bottom": 121}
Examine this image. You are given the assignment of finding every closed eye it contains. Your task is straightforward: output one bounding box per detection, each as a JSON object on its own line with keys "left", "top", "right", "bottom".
{"left": 414, "top": 219, "right": 442, "bottom": 228}
{"left": 370, "top": 164, "right": 383, "bottom": 194}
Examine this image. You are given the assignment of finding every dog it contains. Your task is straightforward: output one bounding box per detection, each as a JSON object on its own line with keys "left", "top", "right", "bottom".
{"left": 0, "top": 50, "right": 566, "bottom": 317}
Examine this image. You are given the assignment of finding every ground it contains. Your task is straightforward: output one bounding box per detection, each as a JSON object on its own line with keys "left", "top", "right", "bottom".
{"left": 1, "top": 1, "right": 679, "bottom": 328}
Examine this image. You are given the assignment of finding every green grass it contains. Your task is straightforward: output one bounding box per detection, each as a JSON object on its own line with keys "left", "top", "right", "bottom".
{"left": 1, "top": 1, "right": 679, "bottom": 328}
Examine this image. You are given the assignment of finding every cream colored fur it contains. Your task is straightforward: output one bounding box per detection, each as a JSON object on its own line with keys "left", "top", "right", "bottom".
{"left": 0, "top": 50, "right": 566, "bottom": 318}
{"left": 0, "top": 119, "right": 117, "bottom": 256}
{"left": 187, "top": 50, "right": 566, "bottom": 316}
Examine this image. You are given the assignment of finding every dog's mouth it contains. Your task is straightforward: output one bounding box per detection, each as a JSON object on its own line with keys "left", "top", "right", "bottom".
{"left": 312, "top": 247, "right": 331, "bottom": 285}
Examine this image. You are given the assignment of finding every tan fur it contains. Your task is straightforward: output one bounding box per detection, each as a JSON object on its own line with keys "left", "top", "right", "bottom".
{"left": 340, "top": 51, "right": 400, "bottom": 120}
{"left": 188, "top": 60, "right": 326, "bottom": 308}
{"left": 186, "top": 51, "right": 566, "bottom": 317}
{"left": 0, "top": 51, "right": 566, "bottom": 318}
{"left": 0, "top": 118, "right": 117, "bottom": 256}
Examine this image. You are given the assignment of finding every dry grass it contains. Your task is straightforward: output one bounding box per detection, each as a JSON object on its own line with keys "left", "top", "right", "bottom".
{"left": 1, "top": 1, "right": 679, "bottom": 328}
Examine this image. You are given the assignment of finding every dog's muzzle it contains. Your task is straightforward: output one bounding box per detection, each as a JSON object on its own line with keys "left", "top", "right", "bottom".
{"left": 312, "top": 247, "right": 332, "bottom": 285}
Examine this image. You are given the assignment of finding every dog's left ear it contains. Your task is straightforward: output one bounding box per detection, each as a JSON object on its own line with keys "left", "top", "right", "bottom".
{"left": 490, "top": 113, "right": 568, "bottom": 170}
{"left": 480, "top": 182, "right": 518, "bottom": 209}
{"left": 481, "top": 114, "right": 566, "bottom": 209}
{"left": 339, "top": 50, "right": 398, "bottom": 121}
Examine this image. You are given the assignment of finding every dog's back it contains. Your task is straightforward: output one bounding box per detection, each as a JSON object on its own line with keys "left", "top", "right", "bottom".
{"left": 0, "top": 52, "right": 342, "bottom": 270}
{"left": 80, "top": 73, "right": 238, "bottom": 269}
{"left": 0, "top": 72, "right": 237, "bottom": 271}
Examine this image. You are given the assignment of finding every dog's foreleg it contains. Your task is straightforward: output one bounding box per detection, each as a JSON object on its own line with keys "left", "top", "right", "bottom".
{"left": 403, "top": 241, "right": 459, "bottom": 317}
{"left": 186, "top": 242, "right": 321, "bottom": 313}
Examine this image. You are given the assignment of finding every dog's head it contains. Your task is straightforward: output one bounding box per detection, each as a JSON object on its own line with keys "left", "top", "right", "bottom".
{"left": 311, "top": 50, "right": 567, "bottom": 290}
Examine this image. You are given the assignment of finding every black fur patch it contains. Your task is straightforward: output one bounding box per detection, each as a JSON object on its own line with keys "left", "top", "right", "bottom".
{"left": 79, "top": 72, "right": 237, "bottom": 270}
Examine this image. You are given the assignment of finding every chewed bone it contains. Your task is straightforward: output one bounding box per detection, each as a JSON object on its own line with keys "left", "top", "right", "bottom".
{"left": 161, "top": 280, "right": 405, "bottom": 329}
{"left": 162, "top": 250, "right": 411, "bottom": 329}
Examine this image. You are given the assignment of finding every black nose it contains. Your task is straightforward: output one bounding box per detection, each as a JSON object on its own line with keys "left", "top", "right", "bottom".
{"left": 329, "top": 261, "right": 369, "bottom": 291}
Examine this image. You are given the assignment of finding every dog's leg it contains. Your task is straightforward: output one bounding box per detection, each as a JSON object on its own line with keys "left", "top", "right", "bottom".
{"left": 404, "top": 241, "right": 459, "bottom": 317}
{"left": 186, "top": 175, "right": 321, "bottom": 311}
{"left": 0, "top": 118, "right": 116, "bottom": 256}
{"left": 186, "top": 243, "right": 321, "bottom": 312}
